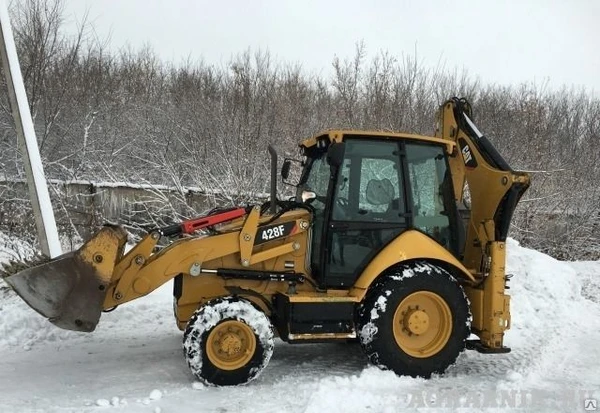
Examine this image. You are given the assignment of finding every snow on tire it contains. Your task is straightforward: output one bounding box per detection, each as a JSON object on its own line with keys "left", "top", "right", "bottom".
{"left": 357, "top": 261, "right": 471, "bottom": 378}
{"left": 183, "top": 296, "right": 274, "bottom": 386}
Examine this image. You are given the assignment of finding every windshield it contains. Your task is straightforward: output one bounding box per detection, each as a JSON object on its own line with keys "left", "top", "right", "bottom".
{"left": 297, "top": 154, "right": 329, "bottom": 204}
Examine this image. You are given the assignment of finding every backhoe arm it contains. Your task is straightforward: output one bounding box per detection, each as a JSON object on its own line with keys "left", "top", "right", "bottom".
{"left": 436, "top": 97, "right": 530, "bottom": 350}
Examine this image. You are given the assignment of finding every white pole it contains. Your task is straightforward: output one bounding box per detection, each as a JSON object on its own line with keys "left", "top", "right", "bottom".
{"left": 0, "top": 0, "right": 62, "bottom": 258}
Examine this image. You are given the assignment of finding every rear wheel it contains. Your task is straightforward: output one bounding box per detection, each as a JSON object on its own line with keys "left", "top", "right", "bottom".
{"left": 356, "top": 262, "right": 471, "bottom": 378}
{"left": 183, "top": 296, "right": 274, "bottom": 386}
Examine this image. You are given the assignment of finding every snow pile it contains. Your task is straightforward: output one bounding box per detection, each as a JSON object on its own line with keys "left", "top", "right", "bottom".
{"left": 496, "top": 239, "right": 600, "bottom": 390}
{"left": 304, "top": 367, "right": 426, "bottom": 412}
{"left": 302, "top": 238, "right": 600, "bottom": 411}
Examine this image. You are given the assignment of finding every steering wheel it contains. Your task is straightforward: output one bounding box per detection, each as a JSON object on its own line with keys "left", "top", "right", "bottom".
{"left": 333, "top": 197, "right": 351, "bottom": 220}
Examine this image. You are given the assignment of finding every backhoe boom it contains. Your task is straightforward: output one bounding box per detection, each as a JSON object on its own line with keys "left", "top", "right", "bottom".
{"left": 436, "top": 97, "right": 530, "bottom": 349}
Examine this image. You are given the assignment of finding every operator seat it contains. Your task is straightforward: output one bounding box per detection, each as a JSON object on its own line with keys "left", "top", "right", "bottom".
{"left": 365, "top": 178, "right": 399, "bottom": 221}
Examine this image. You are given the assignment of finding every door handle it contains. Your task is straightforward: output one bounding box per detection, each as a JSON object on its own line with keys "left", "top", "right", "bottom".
{"left": 330, "top": 222, "right": 349, "bottom": 230}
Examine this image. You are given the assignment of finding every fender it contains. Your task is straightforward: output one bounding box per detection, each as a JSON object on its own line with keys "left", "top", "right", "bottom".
{"left": 350, "top": 230, "right": 475, "bottom": 300}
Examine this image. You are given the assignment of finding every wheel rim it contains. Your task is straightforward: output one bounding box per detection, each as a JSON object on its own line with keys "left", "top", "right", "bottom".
{"left": 206, "top": 320, "right": 256, "bottom": 370}
{"left": 392, "top": 291, "right": 452, "bottom": 358}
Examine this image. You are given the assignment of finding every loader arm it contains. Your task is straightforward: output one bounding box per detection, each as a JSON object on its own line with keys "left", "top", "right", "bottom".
{"left": 2, "top": 205, "right": 309, "bottom": 332}
{"left": 436, "top": 97, "right": 530, "bottom": 349}
{"left": 103, "top": 206, "right": 307, "bottom": 309}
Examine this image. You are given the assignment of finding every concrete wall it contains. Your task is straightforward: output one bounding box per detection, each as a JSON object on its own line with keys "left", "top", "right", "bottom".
{"left": 0, "top": 179, "right": 238, "bottom": 240}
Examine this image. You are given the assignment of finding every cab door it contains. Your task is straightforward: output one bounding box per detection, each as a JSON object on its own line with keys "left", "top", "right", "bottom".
{"left": 323, "top": 138, "right": 409, "bottom": 287}
{"left": 404, "top": 142, "right": 460, "bottom": 256}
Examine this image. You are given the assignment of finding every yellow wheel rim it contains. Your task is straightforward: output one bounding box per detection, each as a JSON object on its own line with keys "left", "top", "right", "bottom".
{"left": 392, "top": 291, "right": 452, "bottom": 358}
{"left": 206, "top": 320, "right": 256, "bottom": 370}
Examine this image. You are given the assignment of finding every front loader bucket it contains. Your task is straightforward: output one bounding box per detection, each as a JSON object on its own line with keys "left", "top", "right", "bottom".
{"left": 2, "top": 226, "right": 128, "bottom": 332}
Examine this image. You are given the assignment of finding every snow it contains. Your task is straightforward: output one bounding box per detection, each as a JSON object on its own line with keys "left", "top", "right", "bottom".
{"left": 370, "top": 295, "right": 388, "bottom": 320}
{"left": 149, "top": 389, "right": 163, "bottom": 400}
{"left": 3, "top": 177, "right": 270, "bottom": 198}
{"left": 0, "top": 228, "right": 37, "bottom": 264}
{"left": 95, "top": 399, "right": 110, "bottom": 407}
{"left": 0, "top": 235, "right": 599, "bottom": 411}
{"left": 191, "top": 381, "right": 205, "bottom": 390}
{"left": 390, "top": 261, "right": 456, "bottom": 282}
{"left": 360, "top": 292, "right": 390, "bottom": 346}
{"left": 358, "top": 321, "right": 378, "bottom": 345}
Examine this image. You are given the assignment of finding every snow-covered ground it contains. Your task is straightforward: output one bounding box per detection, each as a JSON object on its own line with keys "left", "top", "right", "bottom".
{"left": 1, "top": 234, "right": 599, "bottom": 412}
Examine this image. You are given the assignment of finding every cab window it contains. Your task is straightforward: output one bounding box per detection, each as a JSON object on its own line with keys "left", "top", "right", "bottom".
{"left": 405, "top": 143, "right": 453, "bottom": 249}
{"left": 332, "top": 139, "right": 404, "bottom": 223}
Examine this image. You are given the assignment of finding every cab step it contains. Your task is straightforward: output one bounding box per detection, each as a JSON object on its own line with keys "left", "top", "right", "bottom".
{"left": 272, "top": 292, "right": 358, "bottom": 342}
{"left": 466, "top": 339, "right": 511, "bottom": 354}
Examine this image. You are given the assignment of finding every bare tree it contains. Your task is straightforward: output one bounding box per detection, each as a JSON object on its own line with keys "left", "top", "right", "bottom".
{"left": 1, "top": 0, "right": 599, "bottom": 259}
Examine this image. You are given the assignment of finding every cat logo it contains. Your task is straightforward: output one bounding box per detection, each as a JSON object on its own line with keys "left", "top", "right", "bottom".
{"left": 462, "top": 145, "right": 473, "bottom": 164}
{"left": 458, "top": 138, "right": 478, "bottom": 168}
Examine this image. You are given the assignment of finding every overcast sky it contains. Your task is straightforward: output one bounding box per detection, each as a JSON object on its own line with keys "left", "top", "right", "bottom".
{"left": 62, "top": 0, "right": 599, "bottom": 93}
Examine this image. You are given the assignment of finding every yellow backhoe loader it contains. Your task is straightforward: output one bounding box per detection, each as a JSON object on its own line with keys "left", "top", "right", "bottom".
{"left": 2, "top": 97, "right": 530, "bottom": 386}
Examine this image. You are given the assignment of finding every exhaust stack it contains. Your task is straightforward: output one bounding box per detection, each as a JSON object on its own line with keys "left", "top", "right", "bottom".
{"left": 268, "top": 144, "right": 278, "bottom": 214}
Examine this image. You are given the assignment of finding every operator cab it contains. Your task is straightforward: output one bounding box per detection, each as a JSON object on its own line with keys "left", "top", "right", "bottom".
{"left": 291, "top": 131, "right": 461, "bottom": 289}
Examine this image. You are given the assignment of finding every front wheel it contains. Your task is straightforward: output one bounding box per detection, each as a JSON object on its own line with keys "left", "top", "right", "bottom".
{"left": 183, "top": 296, "right": 274, "bottom": 386}
{"left": 356, "top": 262, "right": 471, "bottom": 378}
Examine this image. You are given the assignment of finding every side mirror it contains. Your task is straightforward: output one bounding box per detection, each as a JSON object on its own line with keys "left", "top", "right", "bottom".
{"left": 327, "top": 142, "right": 346, "bottom": 168}
{"left": 281, "top": 157, "right": 303, "bottom": 186}
{"left": 281, "top": 159, "right": 291, "bottom": 180}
